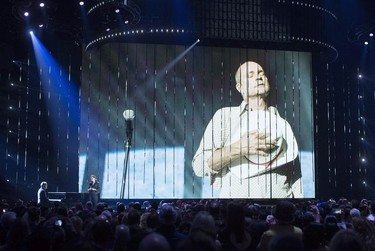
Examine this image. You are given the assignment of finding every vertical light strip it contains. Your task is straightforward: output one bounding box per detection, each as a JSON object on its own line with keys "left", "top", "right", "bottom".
{"left": 114, "top": 43, "right": 121, "bottom": 195}
{"left": 130, "top": 44, "right": 136, "bottom": 198}
{"left": 56, "top": 67, "right": 62, "bottom": 177}
{"left": 37, "top": 67, "right": 43, "bottom": 181}
{"left": 190, "top": 46, "right": 195, "bottom": 196}
{"left": 142, "top": 44, "right": 148, "bottom": 195}
{"left": 97, "top": 51, "right": 102, "bottom": 175}
{"left": 313, "top": 70, "right": 318, "bottom": 186}
{"left": 152, "top": 44, "right": 157, "bottom": 198}
{"left": 163, "top": 45, "right": 168, "bottom": 185}
{"left": 325, "top": 64, "right": 336, "bottom": 184}
{"left": 24, "top": 60, "right": 30, "bottom": 183}
{"left": 66, "top": 62, "right": 72, "bottom": 175}
{"left": 201, "top": 46, "right": 207, "bottom": 195}
{"left": 106, "top": 46, "right": 112, "bottom": 189}
{"left": 15, "top": 63, "right": 23, "bottom": 186}
{"left": 172, "top": 45, "right": 177, "bottom": 197}
{"left": 86, "top": 52, "right": 92, "bottom": 185}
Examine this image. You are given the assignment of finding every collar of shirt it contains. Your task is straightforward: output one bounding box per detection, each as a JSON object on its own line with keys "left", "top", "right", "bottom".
{"left": 239, "top": 101, "right": 249, "bottom": 116}
{"left": 240, "top": 101, "right": 279, "bottom": 117}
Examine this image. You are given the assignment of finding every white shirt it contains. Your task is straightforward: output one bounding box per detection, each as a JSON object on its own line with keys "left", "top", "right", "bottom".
{"left": 192, "top": 101, "right": 303, "bottom": 198}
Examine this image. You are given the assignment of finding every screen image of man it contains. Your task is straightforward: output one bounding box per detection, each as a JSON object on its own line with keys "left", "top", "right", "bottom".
{"left": 192, "top": 61, "right": 303, "bottom": 198}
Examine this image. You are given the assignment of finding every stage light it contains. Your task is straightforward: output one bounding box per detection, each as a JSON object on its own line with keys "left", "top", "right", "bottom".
{"left": 363, "top": 181, "right": 366, "bottom": 185}
{"left": 124, "top": 20, "right": 129, "bottom": 24}
{"left": 79, "top": 1, "right": 84, "bottom": 6}
{"left": 362, "top": 158, "right": 366, "bottom": 162}
{"left": 364, "top": 41, "right": 369, "bottom": 45}
{"left": 115, "top": 9, "right": 120, "bottom": 13}
{"left": 39, "top": 24, "right": 44, "bottom": 28}
{"left": 370, "top": 33, "right": 374, "bottom": 37}
{"left": 106, "top": 28, "right": 110, "bottom": 31}
{"left": 40, "top": 2, "right": 45, "bottom": 7}
{"left": 361, "top": 137, "right": 364, "bottom": 141}
{"left": 24, "top": 11, "right": 29, "bottom": 17}
{"left": 9, "top": 106, "right": 13, "bottom": 110}
{"left": 29, "top": 30, "right": 34, "bottom": 35}
{"left": 358, "top": 74, "right": 362, "bottom": 78}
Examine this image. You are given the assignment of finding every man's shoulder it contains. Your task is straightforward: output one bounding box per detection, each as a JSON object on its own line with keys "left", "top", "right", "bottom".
{"left": 213, "top": 105, "right": 241, "bottom": 116}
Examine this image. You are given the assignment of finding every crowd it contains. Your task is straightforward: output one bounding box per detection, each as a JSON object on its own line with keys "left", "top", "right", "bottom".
{"left": 0, "top": 197, "right": 375, "bottom": 251}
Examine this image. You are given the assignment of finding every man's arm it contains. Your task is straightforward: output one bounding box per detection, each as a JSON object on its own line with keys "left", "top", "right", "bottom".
{"left": 207, "top": 130, "right": 278, "bottom": 171}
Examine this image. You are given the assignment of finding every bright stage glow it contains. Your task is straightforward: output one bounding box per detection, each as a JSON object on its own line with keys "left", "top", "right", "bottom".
{"left": 29, "top": 30, "right": 34, "bottom": 35}
{"left": 24, "top": 12, "right": 29, "bottom": 17}
{"left": 79, "top": 1, "right": 84, "bottom": 6}
{"left": 79, "top": 147, "right": 185, "bottom": 199}
{"left": 364, "top": 41, "right": 369, "bottom": 45}
{"left": 370, "top": 33, "right": 374, "bottom": 37}
{"left": 40, "top": 2, "right": 45, "bottom": 7}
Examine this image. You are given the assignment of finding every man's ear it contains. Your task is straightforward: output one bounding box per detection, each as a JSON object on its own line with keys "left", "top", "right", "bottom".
{"left": 235, "top": 83, "right": 241, "bottom": 92}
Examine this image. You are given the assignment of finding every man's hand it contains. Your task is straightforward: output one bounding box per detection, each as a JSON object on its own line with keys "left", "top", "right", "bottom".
{"left": 207, "top": 129, "right": 279, "bottom": 171}
{"left": 233, "top": 130, "right": 279, "bottom": 156}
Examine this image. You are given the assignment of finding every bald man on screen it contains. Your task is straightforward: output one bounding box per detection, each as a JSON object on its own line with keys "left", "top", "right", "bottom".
{"left": 192, "top": 61, "right": 303, "bottom": 198}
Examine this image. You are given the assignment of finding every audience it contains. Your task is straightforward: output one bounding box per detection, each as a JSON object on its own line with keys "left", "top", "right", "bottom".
{"left": 0, "top": 196, "right": 375, "bottom": 251}
{"left": 257, "top": 200, "right": 303, "bottom": 251}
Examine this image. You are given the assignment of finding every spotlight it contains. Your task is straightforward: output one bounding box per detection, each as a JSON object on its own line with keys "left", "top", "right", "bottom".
{"left": 364, "top": 41, "right": 369, "bottom": 45}
{"left": 124, "top": 20, "right": 129, "bottom": 24}
{"left": 358, "top": 74, "right": 362, "bottom": 78}
{"left": 39, "top": 24, "right": 44, "bottom": 28}
{"left": 106, "top": 28, "right": 110, "bottom": 31}
{"left": 362, "top": 158, "right": 366, "bottom": 162}
{"left": 29, "top": 30, "right": 34, "bottom": 35}
{"left": 370, "top": 33, "right": 374, "bottom": 37}
{"left": 115, "top": 9, "right": 120, "bottom": 13}
{"left": 79, "top": 1, "right": 84, "bottom": 6}
{"left": 24, "top": 11, "right": 29, "bottom": 17}
{"left": 363, "top": 181, "right": 366, "bottom": 185}
{"left": 40, "top": 2, "right": 45, "bottom": 7}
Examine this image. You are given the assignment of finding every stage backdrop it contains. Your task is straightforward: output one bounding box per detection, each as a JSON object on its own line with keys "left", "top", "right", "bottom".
{"left": 79, "top": 43, "right": 314, "bottom": 199}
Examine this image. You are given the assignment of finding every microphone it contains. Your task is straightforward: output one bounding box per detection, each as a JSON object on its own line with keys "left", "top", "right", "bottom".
{"left": 123, "top": 110, "right": 135, "bottom": 145}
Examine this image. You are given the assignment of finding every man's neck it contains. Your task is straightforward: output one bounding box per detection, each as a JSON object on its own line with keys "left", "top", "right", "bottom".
{"left": 245, "top": 96, "right": 268, "bottom": 111}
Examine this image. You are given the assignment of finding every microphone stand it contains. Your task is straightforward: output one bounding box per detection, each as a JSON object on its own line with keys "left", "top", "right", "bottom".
{"left": 120, "top": 127, "right": 132, "bottom": 199}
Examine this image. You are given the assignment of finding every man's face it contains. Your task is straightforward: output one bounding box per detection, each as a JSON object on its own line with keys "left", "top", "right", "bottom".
{"left": 236, "top": 62, "right": 270, "bottom": 98}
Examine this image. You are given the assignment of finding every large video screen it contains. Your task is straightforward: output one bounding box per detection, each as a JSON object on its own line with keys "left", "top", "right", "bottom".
{"left": 79, "top": 43, "right": 314, "bottom": 199}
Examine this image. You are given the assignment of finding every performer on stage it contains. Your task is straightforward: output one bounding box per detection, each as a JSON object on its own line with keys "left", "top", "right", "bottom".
{"left": 37, "top": 181, "right": 51, "bottom": 207}
{"left": 88, "top": 174, "right": 100, "bottom": 207}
